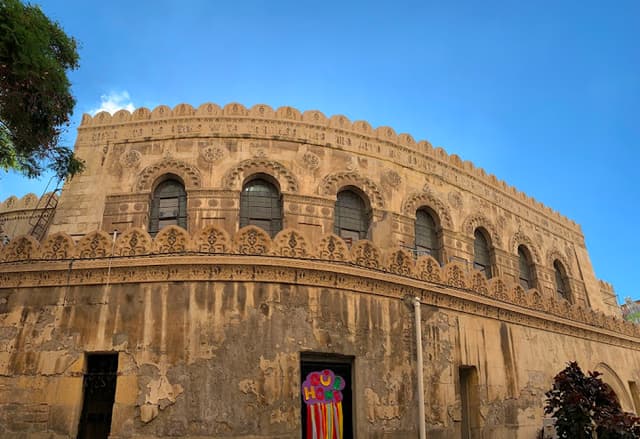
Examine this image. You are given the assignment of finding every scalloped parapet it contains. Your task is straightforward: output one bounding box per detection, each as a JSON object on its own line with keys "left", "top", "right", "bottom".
{"left": 0, "top": 192, "right": 58, "bottom": 212}
{"left": 77, "top": 102, "right": 579, "bottom": 231}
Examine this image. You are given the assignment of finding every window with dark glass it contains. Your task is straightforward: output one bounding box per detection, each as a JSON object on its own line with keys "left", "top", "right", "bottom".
{"left": 473, "top": 229, "right": 492, "bottom": 278}
{"left": 240, "top": 178, "right": 282, "bottom": 237}
{"left": 149, "top": 179, "right": 187, "bottom": 235}
{"left": 334, "top": 189, "right": 370, "bottom": 244}
{"left": 518, "top": 245, "right": 534, "bottom": 289}
{"left": 415, "top": 208, "right": 440, "bottom": 263}
{"left": 554, "top": 260, "right": 571, "bottom": 302}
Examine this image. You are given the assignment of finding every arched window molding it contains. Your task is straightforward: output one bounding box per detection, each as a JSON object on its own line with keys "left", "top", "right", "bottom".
{"left": 149, "top": 176, "right": 187, "bottom": 235}
{"left": 415, "top": 208, "right": 441, "bottom": 264}
{"left": 473, "top": 228, "right": 493, "bottom": 278}
{"left": 334, "top": 188, "right": 371, "bottom": 245}
{"left": 239, "top": 175, "right": 283, "bottom": 237}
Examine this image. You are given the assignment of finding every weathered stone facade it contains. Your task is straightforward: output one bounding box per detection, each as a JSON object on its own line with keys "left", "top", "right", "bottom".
{"left": 0, "top": 102, "right": 638, "bottom": 438}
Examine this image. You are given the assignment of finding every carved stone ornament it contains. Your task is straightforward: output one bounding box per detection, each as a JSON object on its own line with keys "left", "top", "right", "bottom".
{"left": 40, "top": 232, "right": 75, "bottom": 260}
{"left": 200, "top": 146, "right": 225, "bottom": 163}
{"left": 154, "top": 226, "right": 190, "bottom": 254}
{"left": 350, "top": 240, "right": 381, "bottom": 269}
{"left": 448, "top": 191, "right": 463, "bottom": 210}
{"left": 235, "top": 226, "right": 272, "bottom": 255}
{"left": 120, "top": 149, "right": 142, "bottom": 168}
{"left": 386, "top": 248, "right": 415, "bottom": 276}
{"left": 383, "top": 170, "right": 402, "bottom": 189}
{"left": 316, "top": 234, "right": 349, "bottom": 262}
{"left": 301, "top": 151, "right": 320, "bottom": 171}
{"left": 115, "top": 228, "right": 153, "bottom": 256}
{"left": 192, "top": 225, "right": 230, "bottom": 253}
{"left": 273, "top": 229, "right": 309, "bottom": 258}
{"left": 76, "top": 230, "right": 112, "bottom": 258}
{"left": 416, "top": 255, "right": 443, "bottom": 283}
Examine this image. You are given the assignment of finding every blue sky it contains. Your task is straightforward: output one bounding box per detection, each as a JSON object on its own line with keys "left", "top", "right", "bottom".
{"left": 1, "top": 0, "right": 638, "bottom": 302}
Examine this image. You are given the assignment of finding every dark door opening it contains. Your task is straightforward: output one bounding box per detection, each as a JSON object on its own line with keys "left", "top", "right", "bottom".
{"left": 460, "top": 366, "right": 479, "bottom": 439}
{"left": 301, "top": 355, "right": 354, "bottom": 439}
{"left": 77, "top": 353, "right": 118, "bottom": 439}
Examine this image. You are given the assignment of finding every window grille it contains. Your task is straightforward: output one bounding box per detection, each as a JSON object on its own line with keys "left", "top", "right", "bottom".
{"left": 554, "top": 260, "right": 571, "bottom": 302}
{"left": 473, "top": 229, "right": 492, "bottom": 278}
{"left": 149, "top": 179, "right": 187, "bottom": 235}
{"left": 518, "top": 245, "right": 533, "bottom": 289}
{"left": 334, "top": 190, "right": 370, "bottom": 243}
{"left": 240, "top": 178, "right": 283, "bottom": 237}
{"left": 415, "top": 208, "right": 440, "bottom": 263}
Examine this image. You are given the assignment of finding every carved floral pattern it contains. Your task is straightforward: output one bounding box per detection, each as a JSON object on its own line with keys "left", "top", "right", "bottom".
{"left": 154, "top": 226, "right": 190, "bottom": 254}
{"left": 76, "top": 231, "right": 112, "bottom": 258}
{"left": 301, "top": 152, "right": 320, "bottom": 171}
{"left": 200, "top": 146, "right": 225, "bottom": 163}
{"left": 120, "top": 149, "right": 142, "bottom": 168}
{"left": 40, "top": 233, "right": 74, "bottom": 260}
{"left": 444, "top": 263, "right": 468, "bottom": 289}
{"left": 350, "top": 240, "right": 381, "bottom": 269}
{"left": 136, "top": 159, "right": 201, "bottom": 191}
{"left": 416, "top": 256, "right": 442, "bottom": 283}
{"left": 115, "top": 228, "right": 153, "bottom": 256}
{"left": 316, "top": 234, "right": 349, "bottom": 262}
{"left": 192, "top": 226, "right": 230, "bottom": 253}
{"left": 401, "top": 192, "right": 453, "bottom": 229}
{"left": 386, "top": 248, "right": 414, "bottom": 276}
{"left": 470, "top": 271, "right": 489, "bottom": 295}
{"left": 235, "top": 226, "right": 272, "bottom": 255}
{"left": 2, "top": 235, "right": 39, "bottom": 262}
{"left": 273, "top": 229, "right": 308, "bottom": 258}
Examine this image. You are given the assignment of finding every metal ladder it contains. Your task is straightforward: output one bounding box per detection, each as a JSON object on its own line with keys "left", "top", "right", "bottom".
{"left": 28, "top": 178, "right": 63, "bottom": 242}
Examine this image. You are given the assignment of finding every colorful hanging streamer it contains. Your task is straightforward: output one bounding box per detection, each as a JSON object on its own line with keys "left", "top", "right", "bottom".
{"left": 302, "top": 369, "right": 346, "bottom": 439}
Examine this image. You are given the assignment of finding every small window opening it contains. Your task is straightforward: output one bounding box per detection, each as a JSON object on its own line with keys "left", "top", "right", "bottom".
{"left": 473, "top": 229, "right": 492, "bottom": 278}
{"left": 149, "top": 178, "right": 187, "bottom": 235}
{"left": 239, "top": 177, "right": 283, "bottom": 237}
{"left": 334, "top": 189, "right": 370, "bottom": 244}
{"left": 518, "top": 246, "right": 533, "bottom": 290}
{"left": 415, "top": 208, "right": 440, "bottom": 263}
{"left": 77, "top": 353, "right": 118, "bottom": 439}
{"left": 554, "top": 260, "right": 571, "bottom": 302}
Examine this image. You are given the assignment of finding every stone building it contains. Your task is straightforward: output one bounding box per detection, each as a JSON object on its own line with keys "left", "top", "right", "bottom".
{"left": 0, "top": 102, "right": 638, "bottom": 438}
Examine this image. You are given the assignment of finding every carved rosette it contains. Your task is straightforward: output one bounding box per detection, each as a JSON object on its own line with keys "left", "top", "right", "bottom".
{"left": 115, "top": 228, "right": 153, "bottom": 256}
{"left": 200, "top": 146, "right": 225, "bottom": 163}
{"left": 301, "top": 152, "right": 320, "bottom": 171}
{"left": 316, "top": 234, "right": 349, "bottom": 262}
{"left": 77, "top": 231, "right": 112, "bottom": 258}
{"left": 350, "top": 240, "right": 381, "bottom": 269}
{"left": 415, "top": 256, "right": 443, "bottom": 283}
{"left": 154, "top": 226, "right": 190, "bottom": 254}
{"left": 40, "top": 233, "right": 75, "bottom": 260}
{"left": 273, "top": 229, "right": 308, "bottom": 258}
{"left": 192, "top": 226, "right": 230, "bottom": 254}
{"left": 235, "top": 226, "right": 272, "bottom": 255}
{"left": 120, "top": 149, "right": 142, "bottom": 168}
{"left": 382, "top": 170, "right": 402, "bottom": 189}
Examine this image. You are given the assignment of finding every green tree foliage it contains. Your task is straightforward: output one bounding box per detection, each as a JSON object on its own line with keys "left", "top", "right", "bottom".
{"left": 545, "top": 361, "right": 640, "bottom": 438}
{"left": 0, "top": 0, "right": 84, "bottom": 179}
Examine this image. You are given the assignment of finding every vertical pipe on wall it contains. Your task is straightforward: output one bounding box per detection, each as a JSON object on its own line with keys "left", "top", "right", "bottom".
{"left": 414, "top": 296, "right": 427, "bottom": 439}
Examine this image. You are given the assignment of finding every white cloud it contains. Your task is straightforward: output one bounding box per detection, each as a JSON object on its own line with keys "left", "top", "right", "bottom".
{"left": 90, "top": 91, "right": 135, "bottom": 115}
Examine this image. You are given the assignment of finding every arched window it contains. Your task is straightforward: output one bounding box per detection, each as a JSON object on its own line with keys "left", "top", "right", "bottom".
{"left": 415, "top": 208, "right": 440, "bottom": 263}
{"left": 554, "top": 260, "right": 571, "bottom": 302}
{"left": 149, "top": 178, "right": 187, "bottom": 235}
{"left": 334, "top": 189, "right": 370, "bottom": 245}
{"left": 240, "top": 177, "right": 282, "bottom": 237}
{"left": 518, "top": 245, "right": 534, "bottom": 289}
{"left": 473, "top": 229, "right": 492, "bottom": 278}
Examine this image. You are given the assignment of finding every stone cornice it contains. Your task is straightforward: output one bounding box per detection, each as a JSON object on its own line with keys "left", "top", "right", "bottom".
{"left": 0, "top": 254, "right": 638, "bottom": 351}
{"left": 0, "top": 226, "right": 637, "bottom": 347}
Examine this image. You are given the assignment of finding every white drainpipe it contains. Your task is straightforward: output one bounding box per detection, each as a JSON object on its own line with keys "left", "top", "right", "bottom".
{"left": 414, "top": 296, "right": 427, "bottom": 439}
